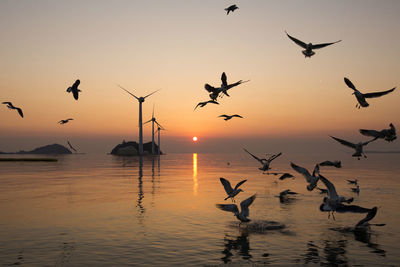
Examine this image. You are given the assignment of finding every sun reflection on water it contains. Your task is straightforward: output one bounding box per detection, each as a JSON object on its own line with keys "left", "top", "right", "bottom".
{"left": 193, "top": 153, "right": 198, "bottom": 195}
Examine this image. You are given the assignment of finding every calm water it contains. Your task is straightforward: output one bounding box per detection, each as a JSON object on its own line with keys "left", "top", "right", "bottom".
{"left": 0, "top": 152, "right": 399, "bottom": 266}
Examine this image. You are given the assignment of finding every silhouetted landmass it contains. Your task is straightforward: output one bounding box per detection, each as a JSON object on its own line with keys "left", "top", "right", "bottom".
{"left": 1, "top": 144, "right": 72, "bottom": 154}
{"left": 110, "top": 141, "right": 163, "bottom": 156}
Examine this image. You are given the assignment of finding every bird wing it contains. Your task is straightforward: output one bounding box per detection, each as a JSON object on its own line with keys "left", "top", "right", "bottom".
{"left": 311, "top": 40, "right": 341, "bottom": 49}
{"left": 335, "top": 204, "right": 371, "bottom": 214}
{"left": 318, "top": 174, "right": 338, "bottom": 201}
{"left": 232, "top": 115, "right": 243, "bottom": 118}
{"left": 359, "top": 129, "right": 381, "bottom": 138}
{"left": 279, "top": 173, "right": 293, "bottom": 180}
{"left": 216, "top": 204, "right": 239, "bottom": 214}
{"left": 344, "top": 77, "right": 357, "bottom": 91}
{"left": 220, "top": 177, "right": 234, "bottom": 194}
{"left": 204, "top": 83, "right": 217, "bottom": 93}
{"left": 330, "top": 136, "right": 356, "bottom": 148}
{"left": 16, "top": 108, "right": 23, "bottom": 118}
{"left": 2, "top": 102, "right": 12, "bottom": 105}
{"left": 194, "top": 102, "right": 203, "bottom": 110}
{"left": 285, "top": 31, "right": 307, "bottom": 49}
{"left": 356, "top": 207, "right": 377, "bottom": 226}
{"left": 207, "top": 100, "right": 219, "bottom": 105}
{"left": 363, "top": 87, "right": 396, "bottom": 99}
{"left": 268, "top": 152, "right": 282, "bottom": 162}
{"left": 221, "top": 72, "right": 228, "bottom": 87}
{"left": 218, "top": 115, "right": 229, "bottom": 118}
{"left": 234, "top": 179, "right": 247, "bottom": 191}
{"left": 243, "top": 148, "right": 264, "bottom": 164}
{"left": 240, "top": 194, "right": 256, "bottom": 217}
{"left": 312, "top": 164, "right": 320, "bottom": 176}
{"left": 290, "top": 162, "right": 311, "bottom": 180}
{"left": 362, "top": 137, "right": 378, "bottom": 146}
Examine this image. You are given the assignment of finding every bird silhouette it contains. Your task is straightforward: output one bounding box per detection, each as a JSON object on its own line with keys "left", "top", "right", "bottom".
{"left": 359, "top": 123, "right": 396, "bottom": 142}
{"left": 220, "top": 177, "right": 247, "bottom": 202}
{"left": 330, "top": 135, "right": 377, "bottom": 160}
{"left": 218, "top": 114, "right": 243, "bottom": 121}
{"left": 194, "top": 100, "right": 219, "bottom": 110}
{"left": 224, "top": 4, "right": 238, "bottom": 15}
{"left": 344, "top": 78, "right": 396, "bottom": 109}
{"left": 2, "top": 102, "right": 23, "bottom": 118}
{"left": 216, "top": 194, "right": 256, "bottom": 224}
{"left": 285, "top": 31, "right": 341, "bottom": 58}
{"left": 66, "top": 79, "right": 81, "bottom": 100}
{"left": 58, "top": 118, "right": 73, "bottom": 124}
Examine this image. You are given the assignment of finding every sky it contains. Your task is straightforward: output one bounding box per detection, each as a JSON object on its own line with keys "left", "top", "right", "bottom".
{"left": 0, "top": 0, "right": 399, "bottom": 153}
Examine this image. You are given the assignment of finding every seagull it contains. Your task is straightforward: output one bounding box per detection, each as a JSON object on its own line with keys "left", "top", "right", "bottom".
{"left": 218, "top": 114, "right": 243, "bottom": 121}
{"left": 344, "top": 78, "right": 396, "bottom": 109}
{"left": 204, "top": 72, "right": 249, "bottom": 99}
{"left": 216, "top": 194, "right": 256, "bottom": 224}
{"left": 2, "top": 102, "right": 23, "bottom": 118}
{"left": 279, "top": 173, "right": 294, "bottom": 180}
{"left": 66, "top": 79, "right": 81, "bottom": 100}
{"left": 220, "top": 177, "right": 247, "bottom": 202}
{"left": 58, "top": 118, "right": 74, "bottom": 124}
{"left": 220, "top": 72, "right": 249, "bottom": 97}
{"left": 360, "top": 123, "right": 397, "bottom": 142}
{"left": 224, "top": 4, "right": 238, "bottom": 15}
{"left": 194, "top": 100, "right": 219, "bottom": 110}
{"left": 243, "top": 148, "right": 282, "bottom": 172}
{"left": 285, "top": 31, "right": 341, "bottom": 58}
{"left": 319, "top": 174, "right": 355, "bottom": 220}
{"left": 290, "top": 162, "right": 320, "bottom": 191}
{"left": 67, "top": 141, "right": 77, "bottom": 153}
{"left": 351, "top": 185, "right": 360, "bottom": 194}
{"left": 318, "top": 160, "right": 341, "bottom": 168}
{"left": 330, "top": 135, "right": 377, "bottom": 160}
{"left": 347, "top": 179, "right": 358, "bottom": 185}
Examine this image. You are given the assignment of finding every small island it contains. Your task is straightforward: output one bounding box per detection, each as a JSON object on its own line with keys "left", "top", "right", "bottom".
{"left": 110, "top": 141, "right": 163, "bottom": 156}
{"left": 1, "top": 143, "right": 72, "bottom": 155}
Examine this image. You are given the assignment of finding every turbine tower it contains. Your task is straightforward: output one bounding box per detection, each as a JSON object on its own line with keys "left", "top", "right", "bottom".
{"left": 155, "top": 125, "right": 165, "bottom": 156}
{"left": 119, "top": 85, "right": 159, "bottom": 156}
{"left": 144, "top": 105, "right": 164, "bottom": 155}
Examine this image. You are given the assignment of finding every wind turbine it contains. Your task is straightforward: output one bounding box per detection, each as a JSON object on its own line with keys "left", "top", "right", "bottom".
{"left": 144, "top": 105, "right": 164, "bottom": 155}
{"left": 155, "top": 125, "right": 165, "bottom": 156}
{"left": 119, "top": 85, "right": 159, "bottom": 156}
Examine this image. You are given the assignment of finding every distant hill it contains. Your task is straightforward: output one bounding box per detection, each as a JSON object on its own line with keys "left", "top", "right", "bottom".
{"left": 14, "top": 144, "right": 72, "bottom": 154}
{"left": 111, "top": 141, "right": 163, "bottom": 156}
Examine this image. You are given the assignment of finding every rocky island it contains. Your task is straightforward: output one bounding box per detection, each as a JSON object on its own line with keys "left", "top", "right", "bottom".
{"left": 110, "top": 141, "right": 163, "bottom": 156}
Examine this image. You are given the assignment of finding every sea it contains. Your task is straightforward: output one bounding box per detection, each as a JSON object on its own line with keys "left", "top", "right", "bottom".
{"left": 0, "top": 151, "right": 399, "bottom": 266}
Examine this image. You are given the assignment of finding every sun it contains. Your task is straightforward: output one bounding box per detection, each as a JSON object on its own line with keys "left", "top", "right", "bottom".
{"left": 192, "top": 136, "right": 198, "bottom": 142}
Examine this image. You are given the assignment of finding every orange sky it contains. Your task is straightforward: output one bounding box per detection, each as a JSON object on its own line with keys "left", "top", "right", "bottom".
{"left": 0, "top": 1, "right": 399, "bottom": 153}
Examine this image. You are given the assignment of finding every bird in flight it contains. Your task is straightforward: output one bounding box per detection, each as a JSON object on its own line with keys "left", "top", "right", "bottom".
{"left": 285, "top": 31, "right": 341, "bottom": 58}
{"left": 243, "top": 148, "right": 282, "bottom": 173}
{"left": 66, "top": 79, "right": 82, "bottom": 100}
{"left": 318, "top": 174, "right": 355, "bottom": 220}
{"left": 219, "top": 177, "right": 247, "bottom": 202}
{"left": 224, "top": 4, "right": 238, "bottom": 15}
{"left": 58, "top": 118, "right": 74, "bottom": 124}
{"left": 290, "top": 162, "right": 320, "bottom": 191}
{"left": 359, "top": 123, "right": 396, "bottom": 142}
{"left": 279, "top": 173, "right": 294, "bottom": 180}
{"left": 194, "top": 100, "right": 219, "bottom": 110}
{"left": 330, "top": 135, "right": 377, "bottom": 160}
{"left": 344, "top": 77, "right": 396, "bottom": 109}
{"left": 218, "top": 114, "right": 243, "bottom": 121}
{"left": 205, "top": 72, "right": 249, "bottom": 100}
{"left": 2, "top": 102, "right": 23, "bottom": 118}
{"left": 216, "top": 194, "right": 256, "bottom": 225}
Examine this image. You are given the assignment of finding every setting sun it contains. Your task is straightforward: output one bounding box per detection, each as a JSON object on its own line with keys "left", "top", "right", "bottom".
{"left": 192, "top": 136, "right": 198, "bottom": 142}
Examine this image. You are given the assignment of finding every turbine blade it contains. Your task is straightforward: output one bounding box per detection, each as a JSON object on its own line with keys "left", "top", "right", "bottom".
{"left": 143, "top": 89, "right": 160, "bottom": 99}
{"left": 118, "top": 85, "right": 139, "bottom": 100}
{"left": 144, "top": 119, "right": 152, "bottom": 124}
